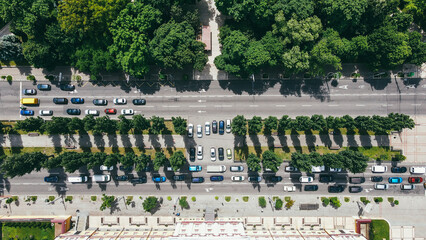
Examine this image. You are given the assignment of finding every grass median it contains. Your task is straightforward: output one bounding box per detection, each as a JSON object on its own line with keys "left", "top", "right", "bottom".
{"left": 369, "top": 219, "right": 390, "bottom": 240}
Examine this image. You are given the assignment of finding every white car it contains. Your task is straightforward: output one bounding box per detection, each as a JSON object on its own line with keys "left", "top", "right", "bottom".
{"left": 121, "top": 109, "right": 134, "bottom": 115}
{"left": 39, "top": 110, "right": 53, "bottom": 116}
{"left": 197, "top": 145, "right": 203, "bottom": 160}
{"left": 197, "top": 124, "right": 202, "bottom": 138}
{"left": 205, "top": 122, "right": 210, "bottom": 135}
{"left": 210, "top": 147, "right": 216, "bottom": 161}
{"left": 372, "top": 165, "right": 387, "bottom": 173}
{"left": 231, "top": 176, "right": 245, "bottom": 182}
{"left": 311, "top": 165, "right": 325, "bottom": 173}
{"left": 100, "top": 165, "right": 114, "bottom": 171}
{"left": 329, "top": 167, "right": 342, "bottom": 172}
{"left": 299, "top": 176, "right": 313, "bottom": 183}
{"left": 226, "top": 119, "right": 231, "bottom": 133}
{"left": 285, "top": 166, "right": 298, "bottom": 172}
{"left": 188, "top": 124, "right": 193, "bottom": 138}
{"left": 113, "top": 98, "right": 127, "bottom": 105}
{"left": 85, "top": 109, "right": 99, "bottom": 116}
{"left": 283, "top": 185, "right": 296, "bottom": 192}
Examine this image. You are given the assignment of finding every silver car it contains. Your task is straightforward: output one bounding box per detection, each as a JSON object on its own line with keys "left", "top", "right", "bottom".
{"left": 113, "top": 98, "right": 127, "bottom": 105}
{"left": 121, "top": 109, "right": 134, "bottom": 115}
{"left": 39, "top": 110, "right": 53, "bottom": 116}
{"left": 210, "top": 147, "right": 216, "bottom": 161}
{"left": 85, "top": 109, "right": 99, "bottom": 116}
{"left": 197, "top": 124, "right": 202, "bottom": 138}
{"left": 197, "top": 145, "right": 203, "bottom": 160}
{"left": 231, "top": 176, "right": 245, "bottom": 182}
{"left": 205, "top": 122, "right": 210, "bottom": 135}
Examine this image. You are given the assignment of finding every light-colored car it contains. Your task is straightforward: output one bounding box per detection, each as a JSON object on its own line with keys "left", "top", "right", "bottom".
{"left": 231, "top": 176, "right": 245, "bottom": 182}
{"left": 197, "top": 124, "right": 202, "bottom": 138}
{"left": 100, "top": 165, "right": 114, "bottom": 171}
{"left": 121, "top": 109, "right": 134, "bottom": 115}
{"left": 329, "top": 167, "right": 342, "bottom": 172}
{"left": 205, "top": 122, "right": 210, "bottom": 135}
{"left": 92, "top": 174, "right": 111, "bottom": 182}
{"left": 197, "top": 145, "right": 203, "bottom": 160}
{"left": 401, "top": 184, "right": 415, "bottom": 190}
{"left": 188, "top": 124, "right": 193, "bottom": 138}
{"left": 410, "top": 166, "right": 426, "bottom": 174}
{"left": 230, "top": 166, "right": 244, "bottom": 172}
{"left": 226, "top": 148, "right": 232, "bottom": 160}
{"left": 85, "top": 109, "right": 99, "bottom": 116}
{"left": 39, "top": 110, "right": 53, "bottom": 116}
{"left": 285, "top": 166, "right": 298, "bottom": 172}
{"left": 210, "top": 147, "right": 216, "bottom": 161}
{"left": 23, "top": 89, "right": 37, "bottom": 95}
{"left": 374, "top": 183, "right": 389, "bottom": 190}
{"left": 283, "top": 185, "right": 296, "bottom": 192}
{"left": 372, "top": 165, "right": 387, "bottom": 173}
{"left": 113, "top": 98, "right": 127, "bottom": 105}
{"left": 311, "top": 166, "right": 325, "bottom": 173}
{"left": 226, "top": 119, "right": 231, "bottom": 133}
{"left": 299, "top": 176, "right": 313, "bottom": 183}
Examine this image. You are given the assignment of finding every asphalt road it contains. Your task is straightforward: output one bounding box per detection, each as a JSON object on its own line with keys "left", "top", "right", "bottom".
{"left": 1, "top": 162, "right": 424, "bottom": 197}
{"left": 1, "top": 78, "right": 426, "bottom": 121}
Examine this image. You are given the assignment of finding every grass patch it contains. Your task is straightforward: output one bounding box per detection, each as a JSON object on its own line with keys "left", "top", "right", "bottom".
{"left": 225, "top": 196, "right": 231, "bottom": 202}
{"left": 369, "top": 219, "right": 390, "bottom": 240}
{"left": 242, "top": 196, "right": 249, "bottom": 202}
{"left": 2, "top": 222, "right": 54, "bottom": 240}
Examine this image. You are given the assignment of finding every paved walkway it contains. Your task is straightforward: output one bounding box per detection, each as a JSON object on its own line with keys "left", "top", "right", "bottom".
{"left": 391, "top": 116, "right": 426, "bottom": 163}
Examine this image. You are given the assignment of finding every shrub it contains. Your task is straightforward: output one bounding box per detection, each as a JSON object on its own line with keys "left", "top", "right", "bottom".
{"left": 5, "top": 198, "right": 13, "bottom": 204}
{"left": 275, "top": 199, "right": 283, "bottom": 209}
{"left": 126, "top": 196, "right": 133, "bottom": 205}
{"left": 360, "top": 197, "right": 370, "bottom": 205}
{"left": 344, "top": 197, "right": 350, "bottom": 202}
{"left": 1, "top": 75, "right": 5, "bottom": 79}
{"left": 31, "top": 196, "right": 37, "bottom": 202}
{"left": 258, "top": 197, "right": 266, "bottom": 208}
{"left": 284, "top": 196, "right": 291, "bottom": 202}
{"left": 191, "top": 197, "right": 196, "bottom": 202}
{"left": 374, "top": 197, "right": 383, "bottom": 203}
{"left": 225, "top": 196, "right": 231, "bottom": 202}
{"left": 329, "top": 197, "right": 341, "bottom": 208}
{"left": 167, "top": 196, "right": 172, "bottom": 201}
{"left": 27, "top": 75, "right": 36, "bottom": 81}
{"left": 11, "top": 196, "right": 18, "bottom": 201}
{"left": 285, "top": 199, "right": 295, "bottom": 209}
{"left": 321, "top": 197, "right": 329, "bottom": 206}
{"left": 91, "top": 196, "right": 97, "bottom": 201}
{"left": 179, "top": 196, "right": 189, "bottom": 209}
{"left": 6, "top": 75, "right": 12, "bottom": 81}
{"left": 243, "top": 196, "right": 249, "bottom": 202}
{"left": 394, "top": 200, "right": 399, "bottom": 205}
{"left": 65, "top": 196, "right": 73, "bottom": 202}
{"left": 215, "top": 196, "right": 219, "bottom": 200}
{"left": 387, "top": 197, "right": 394, "bottom": 203}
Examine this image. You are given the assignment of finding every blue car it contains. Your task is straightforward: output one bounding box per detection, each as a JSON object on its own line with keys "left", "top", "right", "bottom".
{"left": 388, "top": 177, "right": 403, "bottom": 184}
{"left": 20, "top": 109, "right": 34, "bottom": 116}
{"left": 152, "top": 176, "right": 166, "bottom": 183}
{"left": 71, "top": 98, "right": 84, "bottom": 104}
{"left": 210, "top": 175, "right": 224, "bottom": 182}
{"left": 44, "top": 176, "right": 59, "bottom": 183}
{"left": 188, "top": 165, "right": 202, "bottom": 172}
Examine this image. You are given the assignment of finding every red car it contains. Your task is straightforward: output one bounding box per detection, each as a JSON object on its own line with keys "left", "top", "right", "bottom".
{"left": 408, "top": 177, "right": 423, "bottom": 184}
{"left": 104, "top": 108, "right": 117, "bottom": 114}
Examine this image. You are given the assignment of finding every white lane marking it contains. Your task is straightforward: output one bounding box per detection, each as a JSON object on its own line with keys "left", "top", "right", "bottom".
{"left": 412, "top": 104, "right": 421, "bottom": 106}
{"left": 189, "top": 105, "right": 206, "bottom": 108}
{"left": 381, "top": 104, "right": 393, "bottom": 107}
{"left": 356, "top": 104, "right": 365, "bottom": 107}
{"left": 162, "top": 106, "right": 180, "bottom": 108}
{"left": 197, "top": 110, "right": 206, "bottom": 113}
{"left": 19, "top": 82, "right": 22, "bottom": 119}
{"left": 249, "top": 105, "right": 258, "bottom": 107}
{"left": 275, "top": 105, "right": 286, "bottom": 107}
{"left": 214, "top": 105, "right": 232, "bottom": 108}
{"left": 328, "top": 104, "right": 339, "bottom": 107}
{"left": 198, "top": 100, "right": 206, "bottom": 103}
{"left": 302, "top": 105, "right": 312, "bottom": 107}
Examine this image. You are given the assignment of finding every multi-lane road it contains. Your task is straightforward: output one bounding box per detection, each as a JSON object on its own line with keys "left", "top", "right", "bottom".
{"left": 1, "top": 78, "right": 426, "bottom": 120}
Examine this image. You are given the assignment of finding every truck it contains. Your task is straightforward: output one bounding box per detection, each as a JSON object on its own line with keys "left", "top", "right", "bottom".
{"left": 206, "top": 165, "right": 226, "bottom": 173}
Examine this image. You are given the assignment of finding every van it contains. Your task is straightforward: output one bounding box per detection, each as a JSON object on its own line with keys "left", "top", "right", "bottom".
{"left": 372, "top": 165, "right": 387, "bottom": 173}
{"left": 410, "top": 167, "right": 425, "bottom": 174}
{"left": 206, "top": 165, "right": 226, "bottom": 173}
{"left": 311, "top": 165, "right": 325, "bottom": 173}
{"left": 92, "top": 174, "right": 111, "bottom": 182}
{"left": 20, "top": 98, "right": 39, "bottom": 105}
{"left": 401, "top": 184, "right": 415, "bottom": 190}
{"left": 68, "top": 176, "right": 88, "bottom": 183}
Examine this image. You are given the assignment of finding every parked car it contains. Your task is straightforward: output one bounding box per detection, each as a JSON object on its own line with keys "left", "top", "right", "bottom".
{"left": 401, "top": 184, "right": 415, "bottom": 190}
{"left": 105, "top": 108, "right": 117, "bottom": 114}
{"left": 197, "top": 145, "right": 203, "bottom": 160}
{"left": 410, "top": 167, "right": 426, "bottom": 174}
{"left": 371, "top": 176, "right": 383, "bottom": 182}
{"left": 226, "top": 119, "right": 231, "bottom": 133}
{"left": 189, "top": 147, "right": 195, "bottom": 161}
{"left": 66, "top": 109, "right": 81, "bottom": 115}
{"left": 188, "top": 165, "right": 202, "bottom": 172}
{"left": 121, "top": 109, "right": 134, "bottom": 115}
{"left": 391, "top": 166, "right": 407, "bottom": 173}
{"left": 130, "top": 177, "right": 147, "bottom": 184}
{"left": 205, "top": 122, "right": 210, "bottom": 135}
{"left": 113, "top": 98, "right": 127, "bottom": 105}
{"left": 231, "top": 176, "right": 245, "bottom": 182}
{"left": 85, "top": 109, "right": 99, "bottom": 116}
{"left": 71, "top": 98, "right": 84, "bottom": 104}
{"left": 23, "top": 89, "right": 37, "bottom": 95}
{"left": 374, "top": 183, "right": 389, "bottom": 190}
{"left": 197, "top": 124, "right": 202, "bottom": 138}
{"left": 283, "top": 185, "right": 296, "bottom": 192}
{"left": 100, "top": 165, "right": 114, "bottom": 171}
{"left": 372, "top": 165, "right": 387, "bottom": 173}
{"left": 60, "top": 84, "right": 75, "bottom": 91}
{"left": 210, "top": 147, "right": 216, "bottom": 161}
{"left": 319, "top": 175, "right": 333, "bottom": 183}
{"left": 408, "top": 177, "right": 423, "bottom": 184}
{"left": 349, "top": 177, "right": 365, "bottom": 184}
{"left": 388, "top": 177, "right": 403, "bottom": 184}
{"left": 304, "top": 185, "right": 319, "bottom": 191}
{"left": 212, "top": 120, "right": 217, "bottom": 133}
{"left": 152, "top": 176, "right": 166, "bottom": 183}
{"left": 187, "top": 124, "right": 193, "bottom": 138}
{"left": 132, "top": 99, "right": 146, "bottom": 105}
{"left": 210, "top": 175, "right": 224, "bottom": 182}
{"left": 37, "top": 84, "right": 51, "bottom": 90}
{"left": 39, "top": 110, "right": 53, "bottom": 116}
{"left": 44, "top": 176, "right": 59, "bottom": 183}
{"left": 248, "top": 176, "right": 262, "bottom": 183}
{"left": 329, "top": 167, "right": 342, "bottom": 172}
{"left": 299, "top": 176, "right": 313, "bottom": 183}
{"left": 226, "top": 148, "right": 232, "bottom": 160}
{"left": 191, "top": 177, "right": 205, "bottom": 183}
{"left": 230, "top": 166, "right": 244, "bottom": 172}
{"left": 53, "top": 98, "right": 68, "bottom": 104}
{"left": 285, "top": 166, "right": 298, "bottom": 172}
{"left": 267, "top": 176, "right": 283, "bottom": 183}
{"left": 349, "top": 186, "right": 363, "bottom": 193}
{"left": 115, "top": 175, "right": 129, "bottom": 181}
{"left": 311, "top": 165, "right": 325, "bottom": 173}
{"left": 219, "top": 120, "right": 225, "bottom": 134}
{"left": 328, "top": 185, "right": 345, "bottom": 193}
{"left": 20, "top": 109, "right": 34, "bottom": 116}
{"left": 93, "top": 99, "right": 108, "bottom": 105}
{"left": 173, "top": 175, "right": 185, "bottom": 181}
{"left": 218, "top": 147, "right": 224, "bottom": 161}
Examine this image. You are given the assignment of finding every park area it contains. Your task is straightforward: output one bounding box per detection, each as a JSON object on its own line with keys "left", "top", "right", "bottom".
{"left": 1, "top": 222, "right": 55, "bottom": 240}
{"left": 369, "top": 219, "right": 390, "bottom": 240}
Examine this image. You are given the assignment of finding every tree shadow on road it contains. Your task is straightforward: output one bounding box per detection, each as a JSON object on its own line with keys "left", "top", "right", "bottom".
{"left": 332, "top": 131, "right": 344, "bottom": 147}
{"left": 277, "top": 135, "right": 290, "bottom": 153}
{"left": 249, "top": 135, "right": 262, "bottom": 157}
{"left": 134, "top": 133, "right": 145, "bottom": 150}
{"left": 305, "top": 130, "right": 317, "bottom": 152}
{"left": 93, "top": 134, "right": 105, "bottom": 152}
{"left": 319, "top": 133, "right": 332, "bottom": 148}
{"left": 107, "top": 134, "right": 119, "bottom": 153}
{"left": 359, "top": 130, "right": 372, "bottom": 147}
{"left": 49, "top": 134, "right": 63, "bottom": 153}
{"left": 120, "top": 134, "right": 132, "bottom": 149}
{"left": 290, "top": 131, "right": 302, "bottom": 153}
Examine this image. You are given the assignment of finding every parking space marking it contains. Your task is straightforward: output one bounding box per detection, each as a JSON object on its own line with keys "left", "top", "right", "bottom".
{"left": 302, "top": 105, "right": 312, "bottom": 107}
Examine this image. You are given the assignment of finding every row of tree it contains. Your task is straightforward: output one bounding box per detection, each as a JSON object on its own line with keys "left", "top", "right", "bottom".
{"left": 0, "top": 0, "right": 206, "bottom": 78}
{"left": 214, "top": 0, "right": 426, "bottom": 77}
{"left": 1, "top": 150, "right": 187, "bottom": 178}
{"left": 13, "top": 115, "right": 187, "bottom": 135}
{"left": 231, "top": 113, "right": 415, "bottom": 135}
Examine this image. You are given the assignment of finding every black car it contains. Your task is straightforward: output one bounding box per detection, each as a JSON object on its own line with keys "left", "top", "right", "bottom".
{"left": 391, "top": 166, "right": 407, "bottom": 173}
{"left": 191, "top": 177, "right": 205, "bottom": 183}
{"left": 115, "top": 175, "right": 129, "bottom": 181}
{"left": 349, "top": 186, "right": 363, "bottom": 193}
{"left": 130, "top": 177, "right": 147, "bottom": 184}
{"left": 304, "top": 185, "right": 319, "bottom": 191}
{"left": 66, "top": 108, "right": 81, "bottom": 115}
{"left": 60, "top": 84, "right": 75, "bottom": 91}
{"left": 218, "top": 147, "right": 224, "bottom": 160}
{"left": 37, "top": 84, "right": 51, "bottom": 91}
{"left": 53, "top": 98, "right": 68, "bottom": 104}
{"left": 189, "top": 148, "right": 195, "bottom": 161}
{"left": 328, "top": 185, "right": 345, "bottom": 193}
{"left": 219, "top": 120, "right": 225, "bottom": 134}
{"left": 212, "top": 120, "right": 217, "bottom": 134}
{"left": 349, "top": 177, "right": 365, "bottom": 184}
{"left": 132, "top": 99, "right": 146, "bottom": 105}
{"left": 267, "top": 176, "right": 283, "bottom": 183}
{"left": 93, "top": 99, "right": 108, "bottom": 105}
{"left": 210, "top": 175, "right": 224, "bottom": 182}
{"left": 319, "top": 175, "right": 334, "bottom": 183}
{"left": 371, "top": 176, "right": 383, "bottom": 182}
{"left": 44, "top": 176, "right": 59, "bottom": 183}
{"left": 119, "top": 165, "right": 133, "bottom": 172}
{"left": 173, "top": 175, "right": 185, "bottom": 181}
{"left": 248, "top": 176, "right": 262, "bottom": 182}
{"left": 71, "top": 98, "right": 84, "bottom": 104}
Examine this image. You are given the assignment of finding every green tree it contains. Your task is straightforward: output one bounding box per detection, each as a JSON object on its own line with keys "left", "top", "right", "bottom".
{"left": 153, "top": 152, "right": 167, "bottom": 171}
{"left": 309, "top": 35, "right": 342, "bottom": 76}
{"left": 87, "top": 152, "right": 107, "bottom": 170}
{"left": 104, "top": 153, "right": 121, "bottom": 167}
{"left": 248, "top": 116, "right": 263, "bottom": 134}
{"left": 338, "top": 150, "right": 369, "bottom": 173}
{"left": 120, "top": 152, "right": 136, "bottom": 168}
{"left": 292, "top": 116, "right": 312, "bottom": 132}
{"left": 93, "top": 116, "right": 117, "bottom": 134}
{"left": 42, "top": 155, "right": 63, "bottom": 169}
{"left": 1, "top": 152, "right": 47, "bottom": 178}
{"left": 179, "top": 196, "right": 189, "bottom": 208}
{"left": 282, "top": 46, "right": 310, "bottom": 74}
{"left": 83, "top": 114, "right": 96, "bottom": 132}
{"left": 341, "top": 115, "right": 355, "bottom": 131}
{"left": 14, "top": 117, "right": 44, "bottom": 132}
{"left": 135, "top": 154, "right": 151, "bottom": 172}
{"left": 169, "top": 151, "right": 186, "bottom": 171}
{"left": 290, "top": 152, "right": 312, "bottom": 173}
{"left": 329, "top": 197, "right": 341, "bottom": 208}
{"left": 44, "top": 117, "right": 71, "bottom": 134}
{"left": 0, "top": 34, "right": 23, "bottom": 62}
{"left": 60, "top": 152, "right": 89, "bottom": 173}
{"left": 143, "top": 196, "right": 158, "bottom": 213}
{"left": 273, "top": 13, "right": 322, "bottom": 45}
{"left": 387, "top": 113, "right": 415, "bottom": 131}
{"left": 262, "top": 150, "right": 282, "bottom": 172}
{"left": 310, "top": 114, "right": 327, "bottom": 132}
{"left": 68, "top": 117, "right": 84, "bottom": 133}
{"left": 322, "top": 153, "right": 345, "bottom": 169}
{"left": 406, "top": 32, "right": 426, "bottom": 66}
{"left": 172, "top": 117, "right": 187, "bottom": 135}
{"left": 277, "top": 115, "right": 292, "bottom": 134}
{"left": 263, "top": 116, "right": 278, "bottom": 134}
{"left": 132, "top": 115, "right": 150, "bottom": 133}
{"left": 246, "top": 153, "right": 261, "bottom": 172}
{"left": 258, "top": 196, "right": 267, "bottom": 208}
{"left": 72, "top": 45, "right": 117, "bottom": 77}
{"left": 150, "top": 116, "right": 166, "bottom": 134}
{"left": 275, "top": 198, "right": 283, "bottom": 209}
{"left": 100, "top": 194, "right": 115, "bottom": 211}
{"left": 118, "top": 115, "right": 133, "bottom": 134}
{"left": 231, "top": 115, "right": 247, "bottom": 136}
